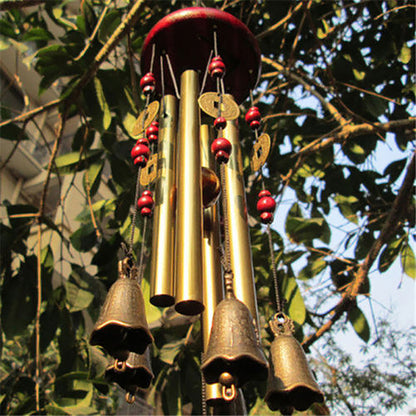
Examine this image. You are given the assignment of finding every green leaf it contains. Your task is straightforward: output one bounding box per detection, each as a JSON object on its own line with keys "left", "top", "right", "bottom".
{"left": 399, "top": 44, "right": 411, "bottom": 64}
{"left": 281, "top": 274, "right": 306, "bottom": 325}
{"left": 98, "top": 9, "right": 121, "bottom": 43}
{"left": 1, "top": 256, "right": 37, "bottom": 338}
{"left": 353, "top": 68, "right": 366, "bottom": 81}
{"left": 400, "top": 243, "right": 416, "bottom": 279}
{"left": 65, "top": 280, "right": 94, "bottom": 312}
{"left": 298, "top": 257, "right": 326, "bottom": 280}
{"left": 0, "top": 123, "right": 29, "bottom": 141}
{"left": 70, "top": 223, "right": 97, "bottom": 252}
{"left": 22, "top": 27, "right": 53, "bottom": 42}
{"left": 94, "top": 76, "right": 111, "bottom": 130}
{"left": 378, "top": 236, "right": 404, "bottom": 273}
{"left": 52, "top": 149, "right": 103, "bottom": 174}
{"left": 160, "top": 340, "right": 184, "bottom": 365}
{"left": 348, "top": 306, "right": 370, "bottom": 343}
{"left": 142, "top": 276, "right": 163, "bottom": 324}
{"left": 83, "top": 161, "right": 104, "bottom": 198}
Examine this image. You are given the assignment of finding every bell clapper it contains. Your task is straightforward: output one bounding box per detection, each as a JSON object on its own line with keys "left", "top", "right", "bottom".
{"left": 114, "top": 359, "right": 127, "bottom": 373}
{"left": 125, "top": 391, "right": 136, "bottom": 404}
{"left": 221, "top": 384, "right": 237, "bottom": 402}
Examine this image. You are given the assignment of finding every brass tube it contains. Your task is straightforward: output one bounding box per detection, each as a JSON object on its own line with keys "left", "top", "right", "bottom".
{"left": 223, "top": 120, "right": 260, "bottom": 333}
{"left": 149, "top": 95, "right": 177, "bottom": 307}
{"left": 200, "top": 123, "right": 224, "bottom": 406}
{"left": 174, "top": 70, "right": 204, "bottom": 316}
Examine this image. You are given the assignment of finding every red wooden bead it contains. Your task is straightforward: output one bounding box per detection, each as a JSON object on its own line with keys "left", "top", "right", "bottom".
{"left": 258, "top": 189, "right": 271, "bottom": 198}
{"left": 208, "top": 56, "right": 226, "bottom": 78}
{"left": 134, "top": 155, "right": 148, "bottom": 167}
{"left": 245, "top": 106, "right": 261, "bottom": 130}
{"left": 140, "top": 207, "right": 153, "bottom": 217}
{"left": 137, "top": 137, "right": 150, "bottom": 146}
{"left": 214, "top": 116, "right": 227, "bottom": 130}
{"left": 211, "top": 137, "right": 232, "bottom": 155}
{"left": 260, "top": 211, "right": 273, "bottom": 224}
{"left": 131, "top": 143, "right": 150, "bottom": 160}
{"left": 137, "top": 192, "right": 154, "bottom": 217}
{"left": 257, "top": 196, "right": 276, "bottom": 213}
{"left": 146, "top": 122, "right": 159, "bottom": 136}
{"left": 214, "top": 150, "right": 230, "bottom": 163}
{"left": 140, "top": 72, "right": 156, "bottom": 95}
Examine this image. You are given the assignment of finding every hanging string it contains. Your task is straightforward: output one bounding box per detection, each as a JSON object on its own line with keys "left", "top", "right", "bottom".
{"left": 267, "top": 224, "right": 282, "bottom": 312}
{"left": 249, "top": 88, "right": 282, "bottom": 311}
{"left": 200, "top": 49, "right": 214, "bottom": 95}
{"left": 213, "top": 30, "right": 218, "bottom": 56}
{"left": 201, "top": 356, "right": 208, "bottom": 416}
{"left": 160, "top": 54, "right": 166, "bottom": 115}
{"left": 165, "top": 53, "right": 181, "bottom": 99}
{"left": 128, "top": 43, "right": 156, "bottom": 256}
{"left": 137, "top": 216, "right": 148, "bottom": 284}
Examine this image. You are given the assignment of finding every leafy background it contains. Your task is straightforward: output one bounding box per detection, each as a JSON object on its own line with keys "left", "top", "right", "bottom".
{"left": 0, "top": 0, "right": 414, "bottom": 414}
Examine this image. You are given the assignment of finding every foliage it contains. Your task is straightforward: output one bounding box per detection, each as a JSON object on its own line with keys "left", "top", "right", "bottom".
{"left": 0, "top": 0, "right": 415, "bottom": 414}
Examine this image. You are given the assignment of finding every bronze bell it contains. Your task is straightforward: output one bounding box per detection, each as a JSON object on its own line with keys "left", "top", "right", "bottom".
{"left": 105, "top": 347, "right": 154, "bottom": 394}
{"left": 201, "top": 292, "right": 268, "bottom": 393}
{"left": 90, "top": 258, "right": 154, "bottom": 360}
{"left": 265, "top": 313, "right": 324, "bottom": 412}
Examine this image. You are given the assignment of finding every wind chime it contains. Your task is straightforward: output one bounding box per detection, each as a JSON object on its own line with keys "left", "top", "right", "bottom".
{"left": 89, "top": 5, "right": 324, "bottom": 414}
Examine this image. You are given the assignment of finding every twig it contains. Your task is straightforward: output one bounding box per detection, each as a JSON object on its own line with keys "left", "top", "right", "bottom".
{"left": 0, "top": 99, "right": 60, "bottom": 129}
{"left": 298, "top": 118, "right": 416, "bottom": 158}
{"left": 35, "top": 221, "right": 42, "bottom": 412}
{"left": 302, "top": 151, "right": 416, "bottom": 348}
{"left": 262, "top": 56, "right": 349, "bottom": 127}
{"left": 74, "top": 2, "right": 110, "bottom": 61}
{"left": 256, "top": 2, "right": 303, "bottom": 40}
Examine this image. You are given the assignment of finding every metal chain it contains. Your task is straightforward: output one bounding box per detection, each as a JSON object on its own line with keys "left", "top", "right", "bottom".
{"left": 129, "top": 167, "right": 142, "bottom": 255}
{"left": 267, "top": 224, "right": 282, "bottom": 312}
{"left": 220, "top": 163, "right": 232, "bottom": 274}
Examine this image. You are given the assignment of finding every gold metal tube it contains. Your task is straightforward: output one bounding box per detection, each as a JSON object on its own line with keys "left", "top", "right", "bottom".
{"left": 174, "top": 70, "right": 204, "bottom": 316}
{"left": 223, "top": 120, "right": 260, "bottom": 333}
{"left": 149, "top": 95, "right": 177, "bottom": 307}
{"left": 200, "top": 123, "right": 224, "bottom": 406}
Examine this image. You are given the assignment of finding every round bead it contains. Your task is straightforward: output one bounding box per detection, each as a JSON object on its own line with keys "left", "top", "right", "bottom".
{"left": 208, "top": 56, "right": 226, "bottom": 78}
{"left": 258, "top": 189, "right": 271, "bottom": 198}
{"left": 214, "top": 116, "right": 227, "bottom": 130}
{"left": 257, "top": 196, "right": 276, "bottom": 213}
{"left": 260, "top": 211, "right": 273, "bottom": 224}
{"left": 142, "top": 190, "right": 152, "bottom": 197}
{"left": 211, "top": 137, "right": 232, "bottom": 155}
{"left": 140, "top": 72, "right": 156, "bottom": 95}
{"left": 131, "top": 143, "right": 150, "bottom": 160}
{"left": 211, "top": 137, "right": 232, "bottom": 163}
{"left": 245, "top": 106, "right": 261, "bottom": 130}
{"left": 137, "top": 137, "right": 150, "bottom": 146}
{"left": 146, "top": 122, "right": 159, "bottom": 136}
{"left": 214, "top": 150, "right": 230, "bottom": 163}
{"left": 140, "top": 207, "right": 152, "bottom": 217}
{"left": 134, "top": 155, "right": 148, "bottom": 167}
{"left": 137, "top": 192, "right": 154, "bottom": 217}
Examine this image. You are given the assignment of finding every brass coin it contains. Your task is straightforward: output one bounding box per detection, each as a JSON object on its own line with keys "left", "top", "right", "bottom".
{"left": 132, "top": 101, "right": 160, "bottom": 136}
{"left": 251, "top": 133, "right": 271, "bottom": 172}
{"left": 140, "top": 153, "right": 158, "bottom": 186}
{"left": 198, "top": 92, "right": 240, "bottom": 120}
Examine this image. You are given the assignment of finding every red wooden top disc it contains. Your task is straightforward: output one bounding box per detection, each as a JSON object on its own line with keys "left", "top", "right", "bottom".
{"left": 140, "top": 7, "right": 261, "bottom": 104}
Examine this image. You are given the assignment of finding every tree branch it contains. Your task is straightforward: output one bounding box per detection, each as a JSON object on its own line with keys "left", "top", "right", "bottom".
{"left": 262, "top": 56, "right": 349, "bottom": 127}
{"left": 302, "top": 151, "right": 416, "bottom": 349}
{"left": 0, "top": 0, "right": 46, "bottom": 11}
{"left": 0, "top": 99, "right": 60, "bottom": 129}
{"left": 298, "top": 118, "right": 416, "bottom": 157}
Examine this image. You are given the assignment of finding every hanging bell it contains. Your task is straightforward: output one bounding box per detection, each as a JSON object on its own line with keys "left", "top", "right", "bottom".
{"left": 201, "top": 285, "right": 268, "bottom": 396}
{"left": 265, "top": 313, "right": 324, "bottom": 412}
{"left": 105, "top": 347, "right": 154, "bottom": 394}
{"left": 90, "top": 258, "right": 154, "bottom": 360}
